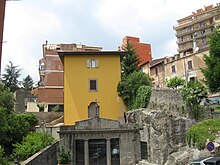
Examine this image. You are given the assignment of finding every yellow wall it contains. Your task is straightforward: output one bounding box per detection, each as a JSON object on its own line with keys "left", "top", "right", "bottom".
{"left": 64, "top": 54, "right": 126, "bottom": 125}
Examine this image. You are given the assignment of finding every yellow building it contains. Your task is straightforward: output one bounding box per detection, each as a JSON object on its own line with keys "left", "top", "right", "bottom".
{"left": 58, "top": 51, "right": 126, "bottom": 125}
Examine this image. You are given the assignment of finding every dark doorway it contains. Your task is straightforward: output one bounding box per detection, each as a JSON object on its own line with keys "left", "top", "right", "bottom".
{"left": 89, "top": 139, "right": 107, "bottom": 165}
{"left": 111, "top": 138, "right": 120, "bottom": 165}
{"left": 76, "top": 140, "right": 84, "bottom": 165}
{"left": 141, "top": 141, "right": 147, "bottom": 159}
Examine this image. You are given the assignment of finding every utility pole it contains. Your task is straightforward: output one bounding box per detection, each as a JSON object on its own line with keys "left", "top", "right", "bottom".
{"left": 0, "top": 0, "right": 6, "bottom": 75}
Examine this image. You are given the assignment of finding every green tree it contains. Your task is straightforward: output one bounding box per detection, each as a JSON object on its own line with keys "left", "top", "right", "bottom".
{"left": 117, "top": 71, "right": 152, "bottom": 110}
{"left": 22, "top": 75, "right": 34, "bottom": 91}
{"left": 0, "top": 82, "right": 15, "bottom": 111}
{"left": 181, "top": 81, "right": 207, "bottom": 121}
{"left": 202, "top": 27, "right": 220, "bottom": 93}
{"left": 0, "top": 112, "right": 38, "bottom": 154}
{"left": 0, "top": 146, "right": 8, "bottom": 165}
{"left": 133, "top": 85, "right": 152, "bottom": 109}
{"left": 166, "top": 76, "right": 185, "bottom": 89}
{"left": 121, "top": 40, "right": 141, "bottom": 77}
{"left": 1, "top": 61, "right": 21, "bottom": 92}
{"left": 13, "top": 132, "right": 54, "bottom": 160}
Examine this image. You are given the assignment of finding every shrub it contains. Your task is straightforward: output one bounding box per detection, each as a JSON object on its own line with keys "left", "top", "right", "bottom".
{"left": 117, "top": 71, "right": 152, "bottom": 110}
{"left": 58, "top": 146, "right": 71, "bottom": 164}
{"left": 133, "top": 85, "right": 152, "bottom": 109}
{"left": 186, "top": 119, "right": 220, "bottom": 150}
{"left": 0, "top": 146, "right": 8, "bottom": 165}
{"left": 166, "top": 76, "right": 185, "bottom": 89}
{"left": 13, "top": 132, "right": 54, "bottom": 160}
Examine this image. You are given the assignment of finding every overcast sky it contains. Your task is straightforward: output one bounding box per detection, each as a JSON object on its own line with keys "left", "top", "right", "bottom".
{"left": 2, "top": 0, "right": 220, "bottom": 82}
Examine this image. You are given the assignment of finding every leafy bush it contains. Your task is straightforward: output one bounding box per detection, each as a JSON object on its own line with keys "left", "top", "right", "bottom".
{"left": 51, "top": 105, "right": 60, "bottom": 112}
{"left": 0, "top": 146, "right": 9, "bottom": 165}
{"left": 186, "top": 119, "right": 220, "bottom": 150}
{"left": 117, "top": 70, "right": 152, "bottom": 110}
{"left": 181, "top": 81, "right": 207, "bottom": 121}
{"left": 13, "top": 132, "right": 54, "bottom": 160}
{"left": 37, "top": 102, "right": 47, "bottom": 112}
{"left": 58, "top": 147, "right": 71, "bottom": 164}
{"left": 166, "top": 76, "right": 185, "bottom": 89}
{"left": 133, "top": 85, "right": 152, "bottom": 109}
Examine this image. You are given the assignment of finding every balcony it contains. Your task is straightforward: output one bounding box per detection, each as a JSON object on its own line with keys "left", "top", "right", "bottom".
{"left": 174, "top": 13, "right": 215, "bottom": 30}
{"left": 175, "top": 22, "right": 214, "bottom": 37}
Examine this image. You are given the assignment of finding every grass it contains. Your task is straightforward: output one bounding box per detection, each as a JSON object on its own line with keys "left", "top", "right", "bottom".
{"left": 186, "top": 119, "right": 220, "bottom": 150}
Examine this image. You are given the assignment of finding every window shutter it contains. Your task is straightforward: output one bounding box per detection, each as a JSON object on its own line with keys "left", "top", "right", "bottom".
{"left": 86, "top": 59, "right": 90, "bottom": 68}
{"left": 96, "top": 60, "right": 99, "bottom": 68}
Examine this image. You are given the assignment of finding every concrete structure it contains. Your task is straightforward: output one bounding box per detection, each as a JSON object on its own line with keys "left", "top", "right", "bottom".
{"left": 173, "top": 3, "right": 220, "bottom": 55}
{"left": 149, "top": 57, "right": 167, "bottom": 88}
{"left": 59, "top": 117, "right": 141, "bottom": 165}
{"left": 58, "top": 50, "right": 126, "bottom": 125}
{"left": 121, "top": 36, "right": 152, "bottom": 66}
{"left": 21, "top": 141, "right": 59, "bottom": 165}
{"left": 0, "top": 0, "right": 6, "bottom": 73}
{"left": 164, "top": 50, "right": 208, "bottom": 82}
{"left": 14, "top": 90, "right": 36, "bottom": 113}
{"left": 38, "top": 42, "right": 102, "bottom": 112}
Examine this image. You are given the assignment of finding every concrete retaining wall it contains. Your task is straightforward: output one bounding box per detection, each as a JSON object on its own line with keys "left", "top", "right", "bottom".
{"left": 21, "top": 141, "right": 59, "bottom": 165}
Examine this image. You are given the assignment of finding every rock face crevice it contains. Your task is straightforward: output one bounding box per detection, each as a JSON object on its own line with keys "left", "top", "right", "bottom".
{"left": 126, "top": 89, "right": 195, "bottom": 165}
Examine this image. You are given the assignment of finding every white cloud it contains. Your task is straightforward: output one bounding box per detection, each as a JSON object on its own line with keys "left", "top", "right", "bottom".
{"left": 2, "top": 2, "right": 62, "bottom": 81}
{"left": 2, "top": 0, "right": 220, "bottom": 82}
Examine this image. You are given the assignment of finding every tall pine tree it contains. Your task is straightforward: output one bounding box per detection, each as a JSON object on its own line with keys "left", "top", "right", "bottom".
{"left": 121, "top": 40, "right": 141, "bottom": 77}
{"left": 202, "top": 27, "right": 220, "bottom": 93}
{"left": 117, "top": 40, "right": 152, "bottom": 110}
{"left": 22, "top": 75, "right": 34, "bottom": 91}
{"left": 1, "top": 61, "right": 21, "bottom": 92}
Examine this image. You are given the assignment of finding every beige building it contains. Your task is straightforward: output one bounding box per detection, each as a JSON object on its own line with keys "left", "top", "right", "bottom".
{"left": 165, "top": 50, "right": 209, "bottom": 82}
{"left": 149, "top": 57, "right": 167, "bottom": 88}
{"left": 173, "top": 4, "right": 220, "bottom": 55}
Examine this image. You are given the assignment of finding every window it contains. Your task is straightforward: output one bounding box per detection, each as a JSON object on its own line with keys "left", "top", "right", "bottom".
{"left": 89, "top": 79, "right": 97, "bottom": 91}
{"left": 88, "top": 102, "right": 99, "bottom": 118}
{"left": 141, "top": 141, "right": 147, "bottom": 160}
{"left": 155, "top": 68, "right": 158, "bottom": 77}
{"left": 188, "top": 60, "right": 193, "bottom": 70}
{"left": 89, "top": 139, "right": 107, "bottom": 165}
{"left": 87, "top": 59, "right": 99, "bottom": 68}
{"left": 111, "top": 138, "right": 120, "bottom": 165}
{"left": 171, "top": 65, "right": 176, "bottom": 73}
{"left": 189, "top": 77, "right": 196, "bottom": 82}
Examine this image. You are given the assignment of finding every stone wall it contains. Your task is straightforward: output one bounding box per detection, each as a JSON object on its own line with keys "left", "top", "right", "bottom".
{"left": 36, "top": 126, "right": 60, "bottom": 140}
{"left": 126, "top": 89, "right": 195, "bottom": 165}
{"left": 21, "top": 141, "right": 59, "bottom": 165}
{"left": 30, "top": 112, "right": 63, "bottom": 125}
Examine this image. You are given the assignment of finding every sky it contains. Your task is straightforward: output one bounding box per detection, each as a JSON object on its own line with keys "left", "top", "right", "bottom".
{"left": 2, "top": 0, "right": 220, "bottom": 82}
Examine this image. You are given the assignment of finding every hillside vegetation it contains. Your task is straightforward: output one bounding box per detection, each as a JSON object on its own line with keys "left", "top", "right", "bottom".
{"left": 186, "top": 119, "right": 220, "bottom": 150}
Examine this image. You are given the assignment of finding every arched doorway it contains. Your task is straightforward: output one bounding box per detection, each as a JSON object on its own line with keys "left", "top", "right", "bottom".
{"left": 88, "top": 102, "right": 99, "bottom": 118}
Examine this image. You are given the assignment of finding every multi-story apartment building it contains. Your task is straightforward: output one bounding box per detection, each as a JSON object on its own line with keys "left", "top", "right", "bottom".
{"left": 173, "top": 4, "right": 220, "bottom": 56}
{"left": 121, "top": 36, "right": 152, "bottom": 67}
{"left": 37, "top": 41, "right": 102, "bottom": 112}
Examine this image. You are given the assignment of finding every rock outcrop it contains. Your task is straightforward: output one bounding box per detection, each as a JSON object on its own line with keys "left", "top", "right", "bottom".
{"left": 127, "top": 89, "right": 196, "bottom": 164}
